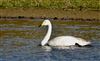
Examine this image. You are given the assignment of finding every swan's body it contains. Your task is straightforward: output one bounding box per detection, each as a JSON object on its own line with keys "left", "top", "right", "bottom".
{"left": 48, "top": 36, "right": 90, "bottom": 46}
{"left": 40, "top": 20, "right": 91, "bottom": 47}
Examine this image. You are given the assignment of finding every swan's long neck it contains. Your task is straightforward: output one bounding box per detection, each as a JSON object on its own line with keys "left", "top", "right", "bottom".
{"left": 41, "top": 22, "right": 52, "bottom": 46}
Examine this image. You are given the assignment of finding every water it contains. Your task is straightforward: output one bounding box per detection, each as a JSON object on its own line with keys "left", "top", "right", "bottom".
{"left": 0, "top": 19, "right": 100, "bottom": 61}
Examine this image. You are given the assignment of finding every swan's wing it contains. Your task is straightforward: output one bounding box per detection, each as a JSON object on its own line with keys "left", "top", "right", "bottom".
{"left": 48, "top": 36, "right": 91, "bottom": 46}
{"left": 48, "top": 36, "right": 78, "bottom": 46}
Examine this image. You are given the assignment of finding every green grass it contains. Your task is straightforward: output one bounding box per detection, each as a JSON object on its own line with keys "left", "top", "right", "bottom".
{"left": 0, "top": 0, "right": 99, "bottom": 10}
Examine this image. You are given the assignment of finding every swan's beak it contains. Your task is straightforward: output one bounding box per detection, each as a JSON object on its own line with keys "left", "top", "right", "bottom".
{"left": 39, "top": 24, "right": 42, "bottom": 27}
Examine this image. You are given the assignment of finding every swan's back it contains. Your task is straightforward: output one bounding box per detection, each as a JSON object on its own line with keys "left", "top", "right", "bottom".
{"left": 48, "top": 36, "right": 90, "bottom": 46}
{"left": 48, "top": 36, "right": 77, "bottom": 46}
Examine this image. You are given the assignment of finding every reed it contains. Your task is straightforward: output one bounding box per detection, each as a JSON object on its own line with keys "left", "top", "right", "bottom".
{"left": 0, "top": 0, "right": 99, "bottom": 10}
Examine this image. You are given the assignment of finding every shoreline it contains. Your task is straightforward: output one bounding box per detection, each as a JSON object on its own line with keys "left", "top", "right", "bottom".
{"left": 0, "top": 16, "right": 99, "bottom": 21}
{"left": 0, "top": 8, "right": 99, "bottom": 20}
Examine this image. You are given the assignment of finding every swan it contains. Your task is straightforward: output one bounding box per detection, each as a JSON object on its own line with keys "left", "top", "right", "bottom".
{"left": 39, "top": 19, "right": 91, "bottom": 47}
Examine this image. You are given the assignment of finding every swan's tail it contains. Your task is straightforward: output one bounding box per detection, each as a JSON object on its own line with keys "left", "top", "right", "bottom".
{"left": 77, "top": 38, "right": 91, "bottom": 46}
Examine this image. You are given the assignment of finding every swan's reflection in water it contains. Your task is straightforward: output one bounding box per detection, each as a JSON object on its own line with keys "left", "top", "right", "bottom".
{"left": 0, "top": 38, "right": 100, "bottom": 61}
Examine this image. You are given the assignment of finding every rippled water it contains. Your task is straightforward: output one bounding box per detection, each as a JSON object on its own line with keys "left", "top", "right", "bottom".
{"left": 0, "top": 19, "right": 100, "bottom": 61}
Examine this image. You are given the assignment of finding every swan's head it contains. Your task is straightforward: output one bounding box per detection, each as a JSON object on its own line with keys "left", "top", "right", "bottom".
{"left": 40, "top": 19, "right": 51, "bottom": 27}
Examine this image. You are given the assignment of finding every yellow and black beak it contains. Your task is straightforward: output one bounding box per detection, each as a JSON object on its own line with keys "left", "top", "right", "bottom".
{"left": 39, "top": 24, "right": 42, "bottom": 27}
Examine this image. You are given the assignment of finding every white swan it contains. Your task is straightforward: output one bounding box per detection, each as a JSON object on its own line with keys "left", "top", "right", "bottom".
{"left": 39, "top": 19, "right": 91, "bottom": 47}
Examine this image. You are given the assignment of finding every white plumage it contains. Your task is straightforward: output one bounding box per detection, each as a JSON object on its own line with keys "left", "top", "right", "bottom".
{"left": 48, "top": 36, "right": 90, "bottom": 46}
{"left": 40, "top": 19, "right": 91, "bottom": 47}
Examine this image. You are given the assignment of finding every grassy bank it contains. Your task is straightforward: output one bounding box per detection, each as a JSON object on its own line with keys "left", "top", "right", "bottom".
{"left": 0, "top": 0, "right": 99, "bottom": 10}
